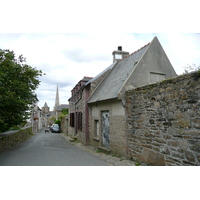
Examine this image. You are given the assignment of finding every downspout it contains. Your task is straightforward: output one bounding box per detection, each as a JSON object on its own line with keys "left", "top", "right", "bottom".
{"left": 85, "top": 85, "right": 90, "bottom": 144}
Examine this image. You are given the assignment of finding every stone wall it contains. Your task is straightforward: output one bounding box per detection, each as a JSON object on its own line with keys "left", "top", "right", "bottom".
{"left": 89, "top": 100, "right": 127, "bottom": 158}
{"left": 0, "top": 127, "right": 32, "bottom": 152}
{"left": 110, "top": 115, "right": 127, "bottom": 157}
{"left": 125, "top": 71, "right": 200, "bottom": 166}
{"left": 60, "top": 115, "right": 69, "bottom": 135}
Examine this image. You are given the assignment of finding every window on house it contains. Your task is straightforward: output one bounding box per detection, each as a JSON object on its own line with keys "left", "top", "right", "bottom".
{"left": 77, "top": 112, "right": 82, "bottom": 131}
{"left": 95, "top": 120, "right": 99, "bottom": 136}
{"left": 150, "top": 72, "right": 166, "bottom": 83}
{"left": 70, "top": 113, "right": 75, "bottom": 127}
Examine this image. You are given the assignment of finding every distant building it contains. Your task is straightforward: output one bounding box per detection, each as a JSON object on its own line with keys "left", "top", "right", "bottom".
{"left": 42, "top": 102, "right": 53, "bottom": 127}
{"left": 42, "top": 85, "right": 69, "bottom": 127}
{"left": 32, "top": 100, "right": 43, "bottom": 132}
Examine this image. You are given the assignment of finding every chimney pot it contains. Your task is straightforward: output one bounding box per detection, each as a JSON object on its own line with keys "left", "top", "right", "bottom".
{"left": 118, "top": 46, "right": 122, "bottom": 51}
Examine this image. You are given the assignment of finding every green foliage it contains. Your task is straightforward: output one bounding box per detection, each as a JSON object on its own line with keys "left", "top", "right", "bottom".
{"left": 58, "top": 108, "right": 69, "bottom": 120}
{"left": 9, "top": 126, "right": 20, "bottom": 130}
{"left": 135, "top": 163, "right": 141, "bottom": 166}
{"left": 0, "top": 49, "right": 42, "bottom": 132}
{"left": 54, "top": 120, "right": 61, "bottom": 126}
{"left": 50, "top": 117, "right": 56, "bottom": 121}
{"left": 58, "top": 113, "right": 64, "bottom": 120}
{"left": 61, "top": 108, "right": 68, "bottom": 115}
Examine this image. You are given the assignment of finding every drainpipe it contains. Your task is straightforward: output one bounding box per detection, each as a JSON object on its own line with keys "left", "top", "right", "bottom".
{"left": 85, "top": 85, "right": 90, "bottom": 144}
{"left": 71, "top": 102, "right": 77, "bottom": 137}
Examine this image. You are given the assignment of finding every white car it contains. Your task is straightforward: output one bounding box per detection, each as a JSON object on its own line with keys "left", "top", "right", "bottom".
{"left": 50, "top": 124, "right": 60, "bottom": 133}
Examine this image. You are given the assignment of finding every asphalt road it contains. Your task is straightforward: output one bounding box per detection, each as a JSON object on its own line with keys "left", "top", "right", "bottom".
{"left": 0, "top": 128, "right": 110, "bottom": 166}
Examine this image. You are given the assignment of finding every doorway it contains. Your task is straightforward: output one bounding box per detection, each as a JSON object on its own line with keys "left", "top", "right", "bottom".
{"left": 102, "top": 111, "right": 110, "bottom": 148}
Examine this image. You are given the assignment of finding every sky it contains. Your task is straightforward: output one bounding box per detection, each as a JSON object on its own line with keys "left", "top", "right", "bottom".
{"left": 0, "top": 33, "right": 200, "bottom": 110}
{"left": 1, "top": 0, "right": 200, "bottom": 111}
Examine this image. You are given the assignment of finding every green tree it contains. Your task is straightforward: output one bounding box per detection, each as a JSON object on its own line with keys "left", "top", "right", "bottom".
{"left": 0, "top": 49, "right": 42, "bottom": 132}
{"left": 61, "top": 108, "right": 68, "bottom": 115}
{"left": 54, "top": 120, "right": 61, "bottom": 127}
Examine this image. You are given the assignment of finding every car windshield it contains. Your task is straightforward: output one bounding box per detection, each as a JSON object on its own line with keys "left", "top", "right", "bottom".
{"left": 52, "top": 124, "right": 59, "bottom": 127}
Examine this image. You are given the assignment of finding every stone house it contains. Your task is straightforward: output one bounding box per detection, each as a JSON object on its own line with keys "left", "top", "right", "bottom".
{"left": 32, "top": 102, "right": 43, "bottom": 132}
{"left": 87, "top": 36, "right": 177, "bottom": 157}
{"left": 41, "top": 102, "right": 53, "bottom": 127}
{"left": 67, "top": 63, "right": 115, "bottom": 144}
{"left": 68, "top": 76, "right": 93, "bottom": 144}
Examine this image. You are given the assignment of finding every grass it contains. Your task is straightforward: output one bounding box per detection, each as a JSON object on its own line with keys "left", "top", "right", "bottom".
{"left": 135, "top": 163, "right": 141, "bottom": 166}
{"left": 9, "top": 126, "right": 20, "bottom": 131}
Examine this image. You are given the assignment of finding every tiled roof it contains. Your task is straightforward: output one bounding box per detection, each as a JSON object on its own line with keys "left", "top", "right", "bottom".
{"left": 88, "top": 42, "right": 150, "bottom": 104}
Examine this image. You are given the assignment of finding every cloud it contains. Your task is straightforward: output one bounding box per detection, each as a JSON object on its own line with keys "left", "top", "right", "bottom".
{"left": 1, "top": 33, "right": 200, "bottom": 110}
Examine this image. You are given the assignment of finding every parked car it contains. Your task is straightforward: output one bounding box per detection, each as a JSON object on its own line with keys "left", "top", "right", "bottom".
{"left": 50, "top": 124, "right": 60, "bottom": 133}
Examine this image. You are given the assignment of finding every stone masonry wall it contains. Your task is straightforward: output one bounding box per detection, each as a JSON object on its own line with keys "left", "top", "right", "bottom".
{"left": 0, "top": 127, "right": 32, "bottom": 152}
{"left": 60, "top": 115, "right": 69, "bottom": 135}
{"left": 110, "top": 115, "right": 127, "bottom": 157}
{"left": 125, "top": 71, "right": 200, "bottom": 166}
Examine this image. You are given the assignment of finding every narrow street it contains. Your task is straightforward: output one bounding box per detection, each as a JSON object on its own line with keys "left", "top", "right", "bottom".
{"left": 0, "top": 128, "right": 110, "bottom": 166}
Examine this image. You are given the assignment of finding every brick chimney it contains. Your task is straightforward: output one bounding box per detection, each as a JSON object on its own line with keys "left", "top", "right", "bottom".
{"left": 112, "top": 46, "right": 129, "bottom": 63}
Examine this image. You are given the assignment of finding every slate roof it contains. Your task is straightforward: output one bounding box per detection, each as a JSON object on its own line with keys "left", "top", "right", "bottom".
{"left": 88, "top": 43, "right": 150, "bottom": 103}
{"left": 56, "top": 104, "right": 69, "bottom": 111}
{"left": 43, "top": 102, "right": 49, "bottom": 107}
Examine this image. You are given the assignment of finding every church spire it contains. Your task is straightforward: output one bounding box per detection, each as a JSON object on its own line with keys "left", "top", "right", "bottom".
{"left": 54, "top": 84, "right": 60, "bottom": 111}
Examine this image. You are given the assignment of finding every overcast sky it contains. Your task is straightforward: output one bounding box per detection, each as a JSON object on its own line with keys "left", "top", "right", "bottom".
{"left": 1, "top": 1, "right": 200, "bottom": 111}
{"left": 0, "top": 33, "right": 200, "bottom": 110}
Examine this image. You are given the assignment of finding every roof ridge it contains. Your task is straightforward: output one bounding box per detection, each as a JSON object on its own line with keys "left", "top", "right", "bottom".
{"left": 119, "top": 42, "right": 150, "bottom": 62}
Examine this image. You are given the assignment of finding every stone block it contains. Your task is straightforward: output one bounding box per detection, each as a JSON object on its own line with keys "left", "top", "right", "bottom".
{"left": 178, "top": 139, "right": 188, "bottom": 150}
{"left": 160, "top": 145, "right": 170, "bottom": 154}
{"left": 141, "top": 148, "right": 166, "bottom": 166}
{"left": 196, "top": 154, "right": 200, "bottom": 163}
{"left": 168, "top": 127, "right": 180, "bottom": 135}
{"left": 167, "top": 140, "right": 179, "bottom": 147}
{"left": 185, "top": 150, "right": 195, "bottom": 163}
{"left": 171, "top": 151, "right": 185, "bottom": 159}
{"left": 189, "top": 143, "right": 200, "bottom": 153}
{"left": 175, "top": 111, "right": 184, "bottom": 119}
{"left": 177, "top": 119, "right": 190, "bottom": 128}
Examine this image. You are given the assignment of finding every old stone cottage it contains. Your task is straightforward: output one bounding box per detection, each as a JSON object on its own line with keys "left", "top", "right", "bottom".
{"left": 68, "top": 36, "right": 177, "bottom": 158}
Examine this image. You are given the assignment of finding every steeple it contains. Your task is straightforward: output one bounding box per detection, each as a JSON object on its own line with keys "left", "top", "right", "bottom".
{"left": 43, "top": 102, "right": 48, "bottom": 107}
{"left": 42, "top": 102, "right": 50, "bottom": 113}
{"left": 54, "top": 84, "right": 60, "bottom": 111}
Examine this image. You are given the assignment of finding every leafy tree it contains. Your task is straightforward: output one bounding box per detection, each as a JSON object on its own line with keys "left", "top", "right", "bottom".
{"left": 61, "top": 108, "right": 68, "bottom": 115}
{"left": 54, "top": 120, "right": 61, "bottom": 127}
{"left": 58, "top": 108, "right": 69, "bottom": 120}
{"left": 0, "top": 49, "right": 42, "bottom": 132}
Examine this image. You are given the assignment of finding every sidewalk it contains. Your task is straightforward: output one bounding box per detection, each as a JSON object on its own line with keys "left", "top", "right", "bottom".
{"left": 61, "top": 133, "right": 137, "bottom": 166}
